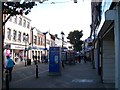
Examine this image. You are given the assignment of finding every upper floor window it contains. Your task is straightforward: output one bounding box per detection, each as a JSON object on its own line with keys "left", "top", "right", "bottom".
{"left": 33, "top": 35, "right": 37, "bottom": 45}
{"left": 18, "top": 31, "right": 21, "bottom": 42}
{"left": 38, "top": 37, "right": 40, "bottom": 45}
{"left": 9, "top": 16, "right": 12, "bottom": 22}
{"left": 41, "top": 38, "right": 43, "bottom": 45}
{"left": 23, "top": 33, "right": 25, "bottom": 42}
{"left": 27, "top": 21, "right": 30, "bottom": 29}
{"left": 23, "top": 33, "right": 29, "bottom": 43}
{"left": 4, "top": 14, "right": 7, "bottom": 20}
{"left": 18, "top": 17, "right": 22, "bottom": 26}
{"left": 13, "top": 16, "right": 17, "bottom": 24}
{"left": 26, "top": 35, "right": 29, "bottom": 42}
{"left": 47, "top": 40, "right": 50, "bottom": 45}
{"left": 7, "top": 28, "right": 11, "bottom": 40}
{"left": 13, "top": 30, "right": 17, "bottom": 41}
{"left": 23, "top": 19, "right": 26, "bottom": 27}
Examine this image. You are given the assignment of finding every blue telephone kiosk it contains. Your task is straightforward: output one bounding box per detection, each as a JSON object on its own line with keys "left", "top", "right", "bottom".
{"left": 49, "top": 47, "right": 61, "bottom": 75}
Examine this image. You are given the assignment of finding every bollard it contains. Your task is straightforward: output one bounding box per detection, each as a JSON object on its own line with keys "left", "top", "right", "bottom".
{"left": 5, "top": 70, "right": 9, "bottom": 90}
{"left": 25, "top": 59, "right": 27, "bottom": 67}
{"left": 36, "top": 64, "right": 38, "bottom": 78}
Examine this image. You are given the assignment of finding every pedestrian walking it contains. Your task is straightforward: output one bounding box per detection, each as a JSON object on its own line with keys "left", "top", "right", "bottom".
{"left": 5, "top": 55, "right": 15, "bottom": 81}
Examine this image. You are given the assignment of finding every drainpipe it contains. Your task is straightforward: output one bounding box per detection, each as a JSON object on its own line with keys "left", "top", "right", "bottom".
{"left": 0, "top": 2, "right": 2, "bottom": 90}
{"left": 114, "top": 4, "right": 120, "bottom": 90}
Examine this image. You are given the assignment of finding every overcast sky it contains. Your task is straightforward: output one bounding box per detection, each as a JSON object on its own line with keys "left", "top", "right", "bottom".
{"left": 26, "top": 0, "right": 92, "bottom": 41}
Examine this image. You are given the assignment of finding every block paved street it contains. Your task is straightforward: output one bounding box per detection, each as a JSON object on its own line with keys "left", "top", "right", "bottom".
{"left": 9, "top": 60, "right": 115, "bottom": 89}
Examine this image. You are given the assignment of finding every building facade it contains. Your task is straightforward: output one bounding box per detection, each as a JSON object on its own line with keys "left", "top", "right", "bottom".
{"left": 30, "top": 27, "right": 45, "bottom": 62}
{"left": 4, "top": 14, "right": 31, "bottom": 64}
{"left": 91, "top": 1, "right": 120, "bottom": 89}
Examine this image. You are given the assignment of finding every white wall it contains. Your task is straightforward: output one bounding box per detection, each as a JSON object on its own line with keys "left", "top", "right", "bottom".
{"left": 4, "top": 15, "right": 31, "bottom": 45}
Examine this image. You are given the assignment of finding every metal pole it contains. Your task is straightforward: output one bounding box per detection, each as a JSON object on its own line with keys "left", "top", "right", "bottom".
{"left": 5, "top": 70, "right": 9, "bottom": 90}
{"left": 62, "top": 36, "right": 63, "bottom": 48}
{"left": 24, "top": 38, "right": 27, "bottom": 67}
{"left": 36, "top": 64, "right": 38, "bottom": 78}
{"left": 45, "top": 34, "right": 46, "bottom": 55}
{"left": 0, "top": 2, "right": 2, "bottom": 90}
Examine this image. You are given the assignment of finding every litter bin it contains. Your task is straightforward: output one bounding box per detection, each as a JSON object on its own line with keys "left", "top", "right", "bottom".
{"left": 27, "top": 59, "right": 31, "bottom": 65}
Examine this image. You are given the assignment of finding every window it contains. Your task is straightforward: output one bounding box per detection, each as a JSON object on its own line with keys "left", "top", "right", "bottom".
{"left": 18, "top": 17, "right": 22, "bottom": 25}
{"left": 47, "top": 40, "right": 50, "bottom": 45}
{"left": 13, "top": 30, "right": 17, "bottom": 41}
{"left": 18, "top": 31, "right": 21, "bottom": 41}
{"left": 23, "top": 33, "right": 25, "bottom": 42}
{"left": 9, "top": 16, "right": 12, "bottom": 22}
{"left": 41, "top": 38, "right": 42, "bottom": 45}
{"left": 33, "top": 35, "right": 37, "bottom": 45}
{"left": 13, "top": 16, "right": 17, "bottom": 24}
{"left": 23, "top": 19, "right": 26, "bottom": 27}
{"left": 38, "top": 37, "right": 40, "bottom": 45}
{"left": 7, "top": 28, "right": 11, "bottom": 40}
{"left": 4, "top": 14, "right": 7, "bottom": 20}
{"left": 27, "top": 22, "right": 30, "bottom": 29}
{"left": 26, "top": 35, "right": 29, "bottom": 42}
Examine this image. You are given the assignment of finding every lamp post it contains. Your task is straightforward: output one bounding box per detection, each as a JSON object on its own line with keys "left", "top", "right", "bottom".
{"left": 31, "top": 27, "right": 35, "bottom": 46}
{"left": 43, "top": 31, "right": 48, "bottom": 55}
{"left": 61, "top": 31, "right": 65, "bottom": 48}
{"left": 61, "top": 31, "right": 65, "bottom": 68}
{"left": 23, "top": 33, "right": 28, "bottom": 67}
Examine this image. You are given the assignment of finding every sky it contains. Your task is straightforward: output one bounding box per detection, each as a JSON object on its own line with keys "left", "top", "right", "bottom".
{"left": 26, "top": 0, "right": 92, "bottom": 41}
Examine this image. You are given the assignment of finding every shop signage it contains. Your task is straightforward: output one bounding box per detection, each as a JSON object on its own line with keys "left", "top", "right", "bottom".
{"left": 11, "top": 44, "right": 25, "bottom": 50}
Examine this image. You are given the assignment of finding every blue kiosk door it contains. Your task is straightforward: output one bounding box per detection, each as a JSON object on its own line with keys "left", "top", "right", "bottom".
{"left": 49, "top": 47, "right": 61, "bottom": 75}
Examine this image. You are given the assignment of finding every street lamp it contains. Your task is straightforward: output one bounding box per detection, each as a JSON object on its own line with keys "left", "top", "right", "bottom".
{"left": 74, "top": 0, "right": 77, "bottom": 3}
{"left": 23, "top": 33, "right": 28, "bottom": 66}
{"left": 61, "top": 31, "right": 65, "bottom": 47}
{"left": 31, "top": 27, "right": 35, "bottom": 46}
{"left": 43, "top": 31, "right": 48, "bottom": 55}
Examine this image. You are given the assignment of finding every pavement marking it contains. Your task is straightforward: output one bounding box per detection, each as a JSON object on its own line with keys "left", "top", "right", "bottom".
{"left": 11, "top": 70, "right": 49, "bottom": 84}
{"left": 72, "top": 79, "right": 94, "bottom": 83}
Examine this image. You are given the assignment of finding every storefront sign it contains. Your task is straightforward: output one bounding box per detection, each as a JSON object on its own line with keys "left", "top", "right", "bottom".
{"left": 11, "top": 44, "right": 25, "bottom": 50}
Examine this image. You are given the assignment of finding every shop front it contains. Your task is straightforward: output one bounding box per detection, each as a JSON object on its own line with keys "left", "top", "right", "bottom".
{"left": 11, "top": 44, "right": 25, "bottom": 64}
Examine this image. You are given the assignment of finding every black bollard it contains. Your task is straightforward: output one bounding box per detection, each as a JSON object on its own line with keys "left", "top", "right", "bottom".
{"left": 36, "top": 64, "right": 38, "bottom": 78}
{"left": 25, "top": 60, "right": 27, "bottom": 67}
{"left": 5, "top": 70, "right": 9, "bottom": 90}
